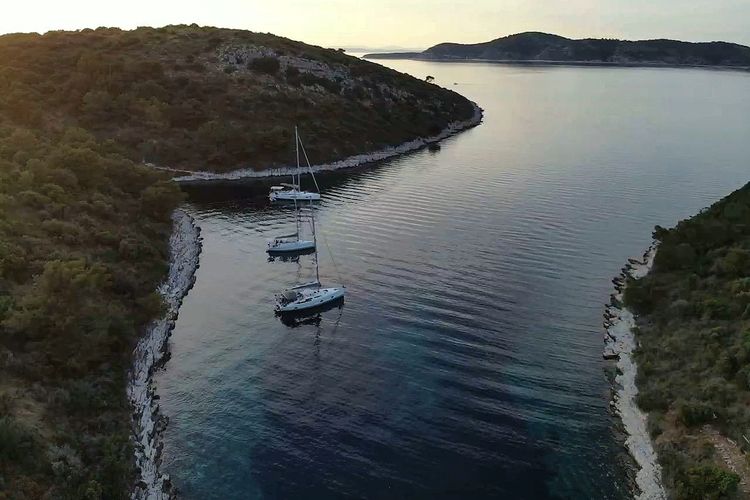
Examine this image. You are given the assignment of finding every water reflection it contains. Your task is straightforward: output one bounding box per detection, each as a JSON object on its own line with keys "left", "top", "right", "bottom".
{"left": 178, "top": 153, "right": 415, "bottom": 211}
{"left": 267, "top": 249, "right": 315, "bottom": 262}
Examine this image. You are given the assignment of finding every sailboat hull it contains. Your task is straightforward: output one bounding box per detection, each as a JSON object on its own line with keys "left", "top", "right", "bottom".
{"left": 277, "top": 297, "right": 345, "bottom": 325}
{"left": 267, "top": 240, "right": 316, "bottom": 254}
{"left": 275, "top": 287, "right": 346, "bottom": 313}
{"left": 270, "top": 190, "right": 321, "bottom": 202}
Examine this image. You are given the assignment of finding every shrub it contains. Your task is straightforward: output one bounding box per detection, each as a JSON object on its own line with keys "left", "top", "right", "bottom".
{"left": 623, "top": 277, "right": 654, "bottom": 313}
{"left": 675, "top": 465, "right": 739, "bottom": 500}
{"left": 721, "top": 248, "right": 750, "bottom": 277}
{"left": 248, "top": 56, "right": 280, "bottom": 74}
{"left": 0, "top": 416, "right": 35, "bottom": 462}
{"left": 656, "top": 242, "right": 697, "bottom": 270}
{"left": 285, "top": 66, "right": 299, "bottom": 80}
{"left": 668, "top": 298, "right": 692, "bottom": 318}
{"left": 677, "top": 400, "right": 714, "bottom": 427}
{"left": 66, "top": 379, "right": 102, "bottom": 414}
{"left": 700, "top": 297, "right": 735, "bottom": 320}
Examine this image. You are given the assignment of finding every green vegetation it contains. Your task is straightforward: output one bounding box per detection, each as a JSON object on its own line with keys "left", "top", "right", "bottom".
{"left": 0, "top": 125, "right": 182, "bottom": 497}
{"left": 0, "top": 24, "right": 474, "bottom": 173}
{"left": 676, "top": 465, "right": 740, "bottom": 500}
{"left": 0, "top": 25, "right": 473, "bottom": 497}
{"left": 624, "top": 182, "right": 750, "bottom": 499}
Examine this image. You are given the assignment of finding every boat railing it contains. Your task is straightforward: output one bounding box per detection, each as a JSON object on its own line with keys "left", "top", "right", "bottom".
{"left": 291, "top": 281, "right": 320, "bottom": 290}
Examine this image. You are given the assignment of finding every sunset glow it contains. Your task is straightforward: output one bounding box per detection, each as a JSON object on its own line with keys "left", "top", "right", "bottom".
{"left": 2, "top": 0, "right": 748, "bottom": 48}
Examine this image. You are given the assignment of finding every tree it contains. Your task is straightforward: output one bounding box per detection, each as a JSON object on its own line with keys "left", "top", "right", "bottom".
{"left": 139, "top": 181, "right": 185, "bottom": 218}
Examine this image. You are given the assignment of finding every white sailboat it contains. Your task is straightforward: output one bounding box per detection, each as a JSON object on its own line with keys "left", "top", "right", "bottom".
{"left": 267, "top": 199, "right": 315, "bottom": 255}
{"left": 269, "top": 127, "right": 321, "bottom": 202}
{"left": 275, "top": 282, "right": 346, "bottom": 313}
{"left": 266, "top": 233, "right": 316, "bottom": 254}
{"left": 274, "top": 198, "right": 345, "bottom": 314}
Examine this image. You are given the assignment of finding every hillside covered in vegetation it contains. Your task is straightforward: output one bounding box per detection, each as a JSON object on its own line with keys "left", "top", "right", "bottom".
{"left": 0, "top": 25, "right": 475, "bottom": 498}
{"left": 624, "top": 182, "right": 750, "bottom": 498}
{"left": 0, "top": 25, "right": 474, "bottom": 173}
{"left": 366, "top": 32, "right": 750, "bottom": 68}
{"left": 0, "top": 129, "right": 182, "bottom": 498}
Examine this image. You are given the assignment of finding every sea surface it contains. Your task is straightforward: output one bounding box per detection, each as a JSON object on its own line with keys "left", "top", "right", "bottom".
{"left": 156, "top": 61, "right": 750, "bottom": 499}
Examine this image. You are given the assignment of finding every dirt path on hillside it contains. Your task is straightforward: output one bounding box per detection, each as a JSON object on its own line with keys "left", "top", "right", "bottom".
{"left": 703, "top": 425, "right": 750, "bottom": 495}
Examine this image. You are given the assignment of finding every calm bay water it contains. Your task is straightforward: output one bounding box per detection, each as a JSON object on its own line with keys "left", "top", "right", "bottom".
{"left": 156, "top": 61, "right": 750, "bottom": 499}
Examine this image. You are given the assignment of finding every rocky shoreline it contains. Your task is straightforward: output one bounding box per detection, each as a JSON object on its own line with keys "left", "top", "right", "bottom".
{"left": 151, "top": 102, "right": 483, "bottom": 182}
{"left": 128, "top": 210, "right": 202, "bottom": 500}
{"left": 603, "top": 246, "right": 666, "bottom": 499}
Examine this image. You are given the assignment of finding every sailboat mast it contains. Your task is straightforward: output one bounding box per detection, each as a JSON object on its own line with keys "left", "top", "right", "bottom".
{"left": 298, "top": 134, "right": 321, "bottom": 194}
{"left": 310, "top": 199, "right": 320, "bottom": 285}
{"left": 294, "top": 126, "right": 300, "bottom": 190}
{"left": 293, "top": 198, "right": 300, "bottom": 241}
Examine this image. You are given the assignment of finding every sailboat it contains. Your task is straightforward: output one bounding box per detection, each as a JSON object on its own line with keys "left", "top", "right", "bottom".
{"left": 269, "top": 127, "right": 321, "bottom": 202}
{"left": 266, "top": 198, "right": 316, "bottom": 255}
{"left": 274, "top": 197, "right": 345, "bottom": 314}
{"left": 275, "top": 282, "right": 345, "bottom": 314}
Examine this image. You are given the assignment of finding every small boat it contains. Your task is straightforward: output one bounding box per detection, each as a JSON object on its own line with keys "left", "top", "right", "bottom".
{"left": 270, "top": 127, "right": 321, "bottom": 202}
{"left": 428, "top": 143, "right": 441, "bottom": 152}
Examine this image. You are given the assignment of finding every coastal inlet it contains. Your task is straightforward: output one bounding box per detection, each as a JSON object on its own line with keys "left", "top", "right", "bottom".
{"left": 155, "top": 61, "right": 750, "bottom": 498}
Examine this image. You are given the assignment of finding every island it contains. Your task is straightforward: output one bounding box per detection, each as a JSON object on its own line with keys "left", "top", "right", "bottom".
{"left": 622, "top": 182, "right": 750, "bottom": 498}
{"left": 365, "top": 32, "right": 750, "bottom": 69}
{"left": 0, "top": 24, "right": 476, "bottom": 498}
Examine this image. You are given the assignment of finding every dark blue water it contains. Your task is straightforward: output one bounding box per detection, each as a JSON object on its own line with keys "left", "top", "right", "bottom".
{"left": 156, "top": 62, "right": 750, "bottom": 499}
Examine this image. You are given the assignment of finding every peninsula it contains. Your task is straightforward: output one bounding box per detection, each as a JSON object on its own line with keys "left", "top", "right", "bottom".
{"left": 0, "top": 25, "right": 474, "bottom": 174}
{"left": 0, "top": 24, "right": 475, "bottom": 498}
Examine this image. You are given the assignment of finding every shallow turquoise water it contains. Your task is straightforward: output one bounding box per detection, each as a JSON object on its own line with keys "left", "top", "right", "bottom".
{"left": 156, "top": 62, "right": 750, "bottom": 499}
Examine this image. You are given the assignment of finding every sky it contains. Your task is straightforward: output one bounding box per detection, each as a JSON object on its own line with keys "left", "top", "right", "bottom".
{"left": 1, "top": 0, "right": 748, "bottom": 49}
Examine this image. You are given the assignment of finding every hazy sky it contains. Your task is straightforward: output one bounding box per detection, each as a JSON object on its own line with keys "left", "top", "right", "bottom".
{"left": 2, "top": 0, "right": 748, "bottom": 48}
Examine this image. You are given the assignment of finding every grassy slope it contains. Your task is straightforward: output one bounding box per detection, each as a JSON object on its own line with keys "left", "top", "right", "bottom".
{"left": 0, "top": 25, "right": 474, "bottom": 498}
{"left": 624, "top": 182, "right": 750, "bottom": 499}
{"left": 0, "top": 25, "right": 474, "bottom": 173}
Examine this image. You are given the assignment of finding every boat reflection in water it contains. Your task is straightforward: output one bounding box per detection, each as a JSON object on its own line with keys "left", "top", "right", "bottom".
{"left": 276, "top": 295, "right": 345, "bottom": 327}
{"left": 267, "top": 246, "right": 316, "bottom": 263}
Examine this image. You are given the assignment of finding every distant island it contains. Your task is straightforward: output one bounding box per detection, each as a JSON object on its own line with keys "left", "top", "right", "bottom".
{"left": 365, "top": 32, "right": 750, "bottom": 68}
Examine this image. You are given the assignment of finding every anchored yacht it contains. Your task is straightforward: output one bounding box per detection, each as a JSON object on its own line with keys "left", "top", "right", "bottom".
{"left": 269, "top": 184, "right": 320, "bottom": 201}
{"left": 269, "top": 127, "right": 321, "bottom": 202}
{"left": 267, "top": 198, "right": 316, "bottom": 255}
{"left": 275, "top": 282, "right": 346, "bottom": 313}
{"left": 267, "top": 235, "right": 315, "bottom": 254}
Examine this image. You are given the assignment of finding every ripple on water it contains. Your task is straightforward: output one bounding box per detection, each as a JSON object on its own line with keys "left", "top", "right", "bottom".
{"left": 158, "top": 63, "right": 750, "bottom": 499}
